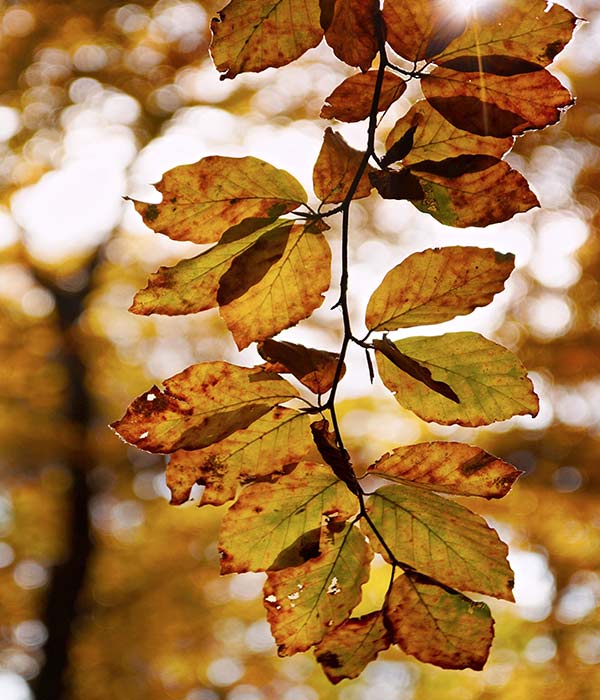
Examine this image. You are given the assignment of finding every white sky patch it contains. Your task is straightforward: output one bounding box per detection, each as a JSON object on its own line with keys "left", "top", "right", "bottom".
{"left": 509, "top": 549, "right": 556, "bottom": 621}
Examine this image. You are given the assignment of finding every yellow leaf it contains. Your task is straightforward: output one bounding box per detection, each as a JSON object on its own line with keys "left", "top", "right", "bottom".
{"left": 128, "top": 156, "right": 306, "bottom": 243}
{"left": 376, "top": 332, "right": 539, "bottom": 426}
{"left": 321, "top": 70, "right": 406, "bottom": 123}
{"left": 366, "top": 246, "right": 515, "bottom": 331}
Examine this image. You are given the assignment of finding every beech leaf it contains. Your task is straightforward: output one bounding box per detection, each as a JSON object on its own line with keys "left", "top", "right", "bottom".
{"left": 313, "top": 128, "right": 377, "bottom": 203}
{"left": 264, "top": 522, "right": 373, "bottom": 655}
{"left": 258, "top": 339, "right": 344, "bottom": 394}
{"left": 365, "top": 246, "right": 515, "bottom": 331}
{"left": 323, "top": 0, "right": 378, "bottom": 71}
{"left": 315, "top": 611, "right": 391, "bottom": 683}
{"left": 127, "top": 156, "right": 306, "bottom": 244}
{"left": 166, "top": 407, "right": 312, "bottom": 506}
{"left": 321, "top": 71, "right": 406, "bottom": 123}
{"left": 210, "top": 0, "right": 324, "bottom": 79}
{"left": 311, "top": 419, "right": 360, "bottom": 494}
{"left": 368, "top": 441, "right": 521, "bottom": 499}
{"left": 375, "top": 332, "right": 539, "bottom": 427}
{"left": 218, "top": 461, "right": 359, "bottom": 573}
{"left": 363, "top": 484, "right": 514, "bottom": 599}
{"left": 110, "top": 362, "right": 298, "bottom": 453}
{"left": 384, "top": 574, "right": 494, "bottom": 670}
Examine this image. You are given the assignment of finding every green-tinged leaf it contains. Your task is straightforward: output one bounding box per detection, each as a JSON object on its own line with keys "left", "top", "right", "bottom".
{"left": 323, "top": 0, "right": 378, "bottom": 71}
{"left": 315, "top": 611, "right": 391, "bottom": 683}
{"left": 258, "top": 339, "right": 344, "bottom": 394}
{"left": 376, "top": 332, "right": 539, "bottom": 426}
{"left": 210, "top": 0, "right": 324, "bottom": 79}
{"left": 435, "top": 0, "right": 578, "bottom": 68}
{"left": 131, "top": 219, "right": 292, "bottom": 315}
{"left": 264, "top": 522, "right": 373, "bottom": 655}
{"left": 373, "top": 338, "right": 459, "bottom": 404}
{"left": 313, "top": 128, "right": 377, "bottom": 203}
{"left": 385, "top": 100, "right": 513, "bottom": 165}
{"left": 110, "top": 362, "right": 298, "bottom": 453}
{"left": 321, "top": 70, "right": 405, "bottom": 123}
{"left": 384, "top": 573, "right": 494, "bottom": 670}
{"left": 422, "top": 66, "right": 573, "bottom": 138}
{"left": 218, "top": 461, "right": 359, "bottom": 573}
{"left": 128, "top": 156, "right": 306, "bottom": 244}
{"left": 363, "top": 484, "right": 514, "bottom": 599}
{"left": 382, "top": 0, "right": 466, "bottom": 62}
{"left": 368, "top": 441, "right": 521, "bottom": 499}
{"left": 218, "top": 220, "right": 331, "bottom": 349}
{"left": 366, "top": 246, "right": 515, "bottom": 331}
{"left": 166, "top": 407, "right": 312, "bottom": 506}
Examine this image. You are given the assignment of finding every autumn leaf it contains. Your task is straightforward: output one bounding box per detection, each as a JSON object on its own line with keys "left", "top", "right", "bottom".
{"left": 315, "top": 611, "right": 391, "bottom": 683}
{"left": 385, "top": 100, "right": 513, "bottom": 165}
{"left": 218, "top": 220, "right": 331, "bottom": 349}
{"left": 111, "top": 362, "right": 298, "bottom": 453}
{"left": 365, "top": 246, "right": 515, "bottom": 331}
{"left": 166, "top": 407, "right": 312, "bottom": 506}
{"left": 128, "top": 156, "right": 306, "bottom": 244}
{"left": 311, "top": 419, "right": 360, "bottom": 494}
{"left": 321, "top": 70, "right": 405, "bottom": 123}
{"left": 313, "top": 128, "right": 377, "bottom": 203}
{"left": 384, "top": 573, "right": 494, "bottom": 670}
{"left": 363, "top": 484, "right": 514, "bottom": 599}
{"left": 218, "top": 461, "right": 358, "bottom": 573}
{"left": 375, "top": 332, "right": 539, "bottom": 426}
{"left": 368, "top": 441, "right": 521, "bottom": 499}
{"left": 422, "top": 66, "right": 573, "bottom": 138}
{"left": 323, "top": 0, "right": 378, "bottom": 71}
{"left": 210, "top": 0, "right": 324, "bottom": 79}
{"left": 264, "top": 522, "right": 372, "bottom": 655}
{"left": 131, "top": 219, "right": 292, "bottom": 316}
{"left": 258, "top": 338, "right": 344, "bottom": 394}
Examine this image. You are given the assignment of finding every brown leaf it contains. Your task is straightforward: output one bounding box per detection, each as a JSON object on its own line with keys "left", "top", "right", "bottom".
{"left": 368, "top": 441, "right": 521, "bottom": 499}
{"left": 321, "top": 70, "right": 406, "bottom": 123}
{"left": 369, "top": 170, "right": 424, "bottom": 201}
{"left": 411, "top": 154, "right": 499, "bottom": 178}
{"left": 313, "top": 128, "right": 377, "bottom": 203}
{"left": 324, "top": 0, "right": 378, "bottom": 71}
{"left": 258, "top": 339, "right": 344, "bottom": 394}
{"left": 311, "top": 419, "right": 360, "bottom": 493}
{"left": 381, "top": 125, "right": 418, "bottom": 167}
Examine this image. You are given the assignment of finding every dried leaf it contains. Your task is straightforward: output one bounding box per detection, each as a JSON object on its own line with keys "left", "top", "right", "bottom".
{"left": 166, "top": 407, "right": 312, "bottom": 506}
{"left": 315, "top": 611, "right": 391, "bottom": 683}
{"left": 219, "top": 462, "right": 358, "bottom": 573}
{"left": 210, "top": 0, "right": 324, "bottom": 79}
{"left": 321, "top": 70, "right": 406, "bottom": 123}
{"left": 324, "top": 0, "right": 378, "bottom": 71}
{"left": 111, "top": 362, "right": 298, "bottom": 453}
{"left": 313, "top": 128, "right": 377, "bottom": 203}
{"left": 368, "top": 441, "right": 521, "bottom": 499}
{"left": 311, "top": 419, "right": 360, "bottom": 493}
{"left": 264, "top": 522, "right": 373, "bottom": 655}
{"left": 385, "top": 574, "right": 494, "bottom": 670}
{"left": 364, "top": 484, "right": 514, "bottom": 599}
{"left": 375, "top": 332, "right": 539, "bottom": 427}
{"left": 258, "top": 339, "right": 344, "bottom": 394}
{"left": 128, "top": 156, "right": 306, "bottom": 243}
{"left": 218, "top": 220, "right": 331, "bottom": 349}
{"left": 366, "top": 246, "right": 515, "bottom": 331}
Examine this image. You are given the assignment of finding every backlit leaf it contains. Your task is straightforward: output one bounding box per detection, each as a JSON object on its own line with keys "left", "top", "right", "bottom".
{"left": 364, "top": 484, "right": 514, "bottom": 599}
{"left": 311, "top": 419, "right": 360, "bottom": 494}
{"left": 218, "top": 220, "right": 331, "bottom": 349}
{"left": 385, "top": 573, "right": 494, "bottom": 670}
{"left": 264, "top": 522, "right": 373, "bottom": 655}
{"left": 128, "top": 156, "right": 306, "bottom": 243}
{"left": 258, "top": 339, "right": 344, "bottom": 394}
{"left": 422, "top": 66, "right": 573, "bottom": 138}
{"left": 376, "top": 332, "right": 539, "bottom": 426}
{"left": 111, "top": 362, "right": 298, "bottom": 453}
{"left": 323, "top": 0, "right": 378, "bottom": 71}
{"left": 166, "top": 407, "right": 312, "bottom": 506}
{"left": 365, "top": 246, "right": 515, "bottom": 331}
{"left": 218, "top": 462, "right": 358, "bottom": 573}
{"left": 368, "top": 441, "right": 521, "bottom": 499}
{"left": 313, "top": 128, "right": 377, "bottom": 203}
{"left": 315, "top": 611, "right": 391, "bottom": 683}
{"left": 210, "top": 0, "right": 324, "bottom": 79}
{"left": 321, "top": 71, "right": 405, "bottom": 123}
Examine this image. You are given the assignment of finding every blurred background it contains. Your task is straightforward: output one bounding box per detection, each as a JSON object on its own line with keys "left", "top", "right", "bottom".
{"left": 0, "top": 0, "right": 599, "bottom": 698}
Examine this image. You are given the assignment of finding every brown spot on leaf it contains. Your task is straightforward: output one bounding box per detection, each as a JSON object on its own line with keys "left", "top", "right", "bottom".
{"left": 145, "top": 203, "right": 159, "bottom": 222}
{"left": 316, "top": 651, "right": 342, "bottom": 669}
